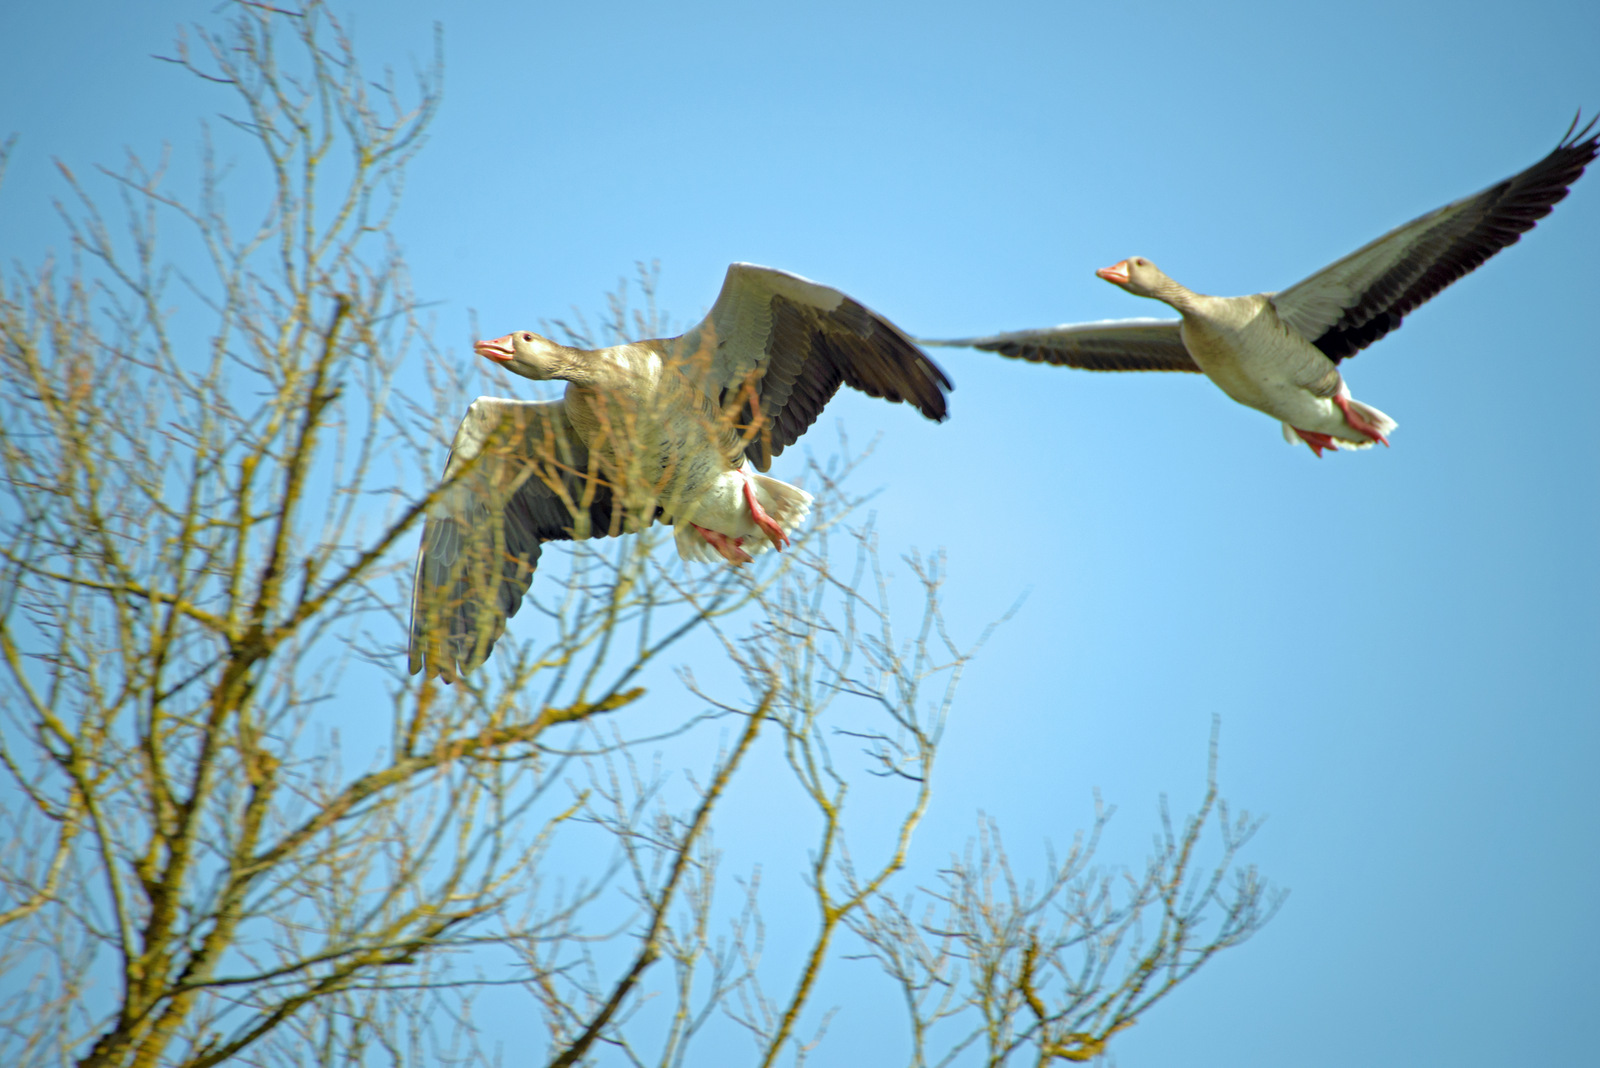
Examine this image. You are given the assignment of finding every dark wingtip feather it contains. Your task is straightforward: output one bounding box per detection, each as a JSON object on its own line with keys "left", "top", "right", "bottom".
{"left": 1557, "top": 109, "right": 1600, "bottom": 152}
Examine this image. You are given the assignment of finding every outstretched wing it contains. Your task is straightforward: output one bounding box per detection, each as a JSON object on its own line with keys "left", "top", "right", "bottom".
{"left": 408, "top": 397, "right": 621, "bottom": 682}
{"left": 920, "top": 318, "right": 1199, "bottom": 373}
{"left": 1273, "top": 114, "right": 1599, "bottom": 363}
{"left": 672, "top": 263, "right": 952, "bottom": 471}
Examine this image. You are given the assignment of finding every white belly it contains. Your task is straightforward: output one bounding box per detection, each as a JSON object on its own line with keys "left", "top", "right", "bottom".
{"left": 668, "top": 466, "right": 814, "bottom": 564}
{"left": 1180, "top": 305, "right": 1363, "bottom": 441}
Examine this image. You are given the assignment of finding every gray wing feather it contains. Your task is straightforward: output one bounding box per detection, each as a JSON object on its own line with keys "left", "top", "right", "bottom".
{"left": 1273, "top": 114, "right": 1599, "bottom": 363}
{"left": 921, "top": 318, "right": 1199, "bottom": 373}
{"left": 408, "top": 397, "right": 620, "bottom": 681}
{"left": 674, "top": 263, "right": 952, "bottom": 471}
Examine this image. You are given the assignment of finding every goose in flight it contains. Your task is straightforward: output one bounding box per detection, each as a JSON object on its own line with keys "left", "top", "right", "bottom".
{"left": 409, "top": 262, "right": 952, "bottom": 680}
{"left": 923, "top": 115, "right": 1598, "bottom": 456}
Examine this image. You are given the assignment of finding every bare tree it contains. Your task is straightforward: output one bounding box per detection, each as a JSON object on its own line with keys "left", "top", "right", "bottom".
{"left": 0, "top": 4, "right": 1279, "bottom": 1066}
{"left": 844, "top": 725, "right": 1277, "bottom": 1067}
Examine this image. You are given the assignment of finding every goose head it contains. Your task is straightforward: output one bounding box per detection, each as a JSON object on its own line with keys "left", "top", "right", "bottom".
{"left": 474, "top": 330, "right": 572, "bottom": 380}
{"left": 1096, "top": 257, "right": 1171, "bottom": 300}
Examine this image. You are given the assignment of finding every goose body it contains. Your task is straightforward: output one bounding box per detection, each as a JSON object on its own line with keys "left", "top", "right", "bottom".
{"left": 925, "top": 115, "right": 1597, "bottom": 456}
{"left": 409, "top": 263, "right": 951, "bottom": 680}
{"left": 1110, "top": 272, "right": 1397, "bottom": 454}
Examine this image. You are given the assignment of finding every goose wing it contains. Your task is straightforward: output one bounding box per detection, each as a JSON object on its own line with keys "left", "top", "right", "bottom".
{"left": 408, "top": 397, "right": 620, "bottom": 681}
{"left": 1272, "top": 115, "right": 1599, "bottom": 363}
{"left": 673, "top": 263, "right": 952, "bottom": 471}
{"left": 920, "top": 318, "right": 1199, "bottom": 372}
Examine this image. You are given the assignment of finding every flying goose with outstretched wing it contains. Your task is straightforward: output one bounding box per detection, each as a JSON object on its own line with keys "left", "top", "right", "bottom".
{"left": 409, "top": 263, "right": 951, "bottom": 680}
{"left": 924, "top": 115, "right": 1597, "bottom": 456}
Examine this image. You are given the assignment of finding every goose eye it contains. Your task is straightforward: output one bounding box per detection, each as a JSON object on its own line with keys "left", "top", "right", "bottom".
{"left": 519, "top": 332, "right": 533, "bottom": 342}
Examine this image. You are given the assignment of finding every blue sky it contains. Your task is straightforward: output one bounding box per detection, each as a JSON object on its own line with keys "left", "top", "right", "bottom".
{"left": 3, "top": 1, "right": 1598, "bottom": 1064}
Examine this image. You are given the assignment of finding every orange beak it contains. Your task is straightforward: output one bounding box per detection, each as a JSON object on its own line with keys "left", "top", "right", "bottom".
{"left": 474, "top": 334, "right": 515, "bottom": 362}
{"left": 1096, "top": 260, "right": 1131, "bottom": 286}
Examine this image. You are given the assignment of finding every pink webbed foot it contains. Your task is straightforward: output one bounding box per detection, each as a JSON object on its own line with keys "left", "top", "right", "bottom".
{"left": 741, "top": 473, "right": 790, "bottom": 551}
{"left": 694, "top": 525, "right": 752, "bottom": 565}
{"left": 1293, "top": 428, "right": 1340, "bottom": 458}
{"left": 1333, "top": 394, "right": 1390, "bottom": 447}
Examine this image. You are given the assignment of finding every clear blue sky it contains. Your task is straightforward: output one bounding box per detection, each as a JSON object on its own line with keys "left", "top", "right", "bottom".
{"left": 3, "top": 1, "right": 1597, "bottom": 1064}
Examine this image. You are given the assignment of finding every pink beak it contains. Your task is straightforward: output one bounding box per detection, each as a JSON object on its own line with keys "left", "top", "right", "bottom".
{"left": 474, "top": 334, "right": 515, "bottom": 363}
{"left": 1096, "top": 260, "right": 1131, "bottom": 286}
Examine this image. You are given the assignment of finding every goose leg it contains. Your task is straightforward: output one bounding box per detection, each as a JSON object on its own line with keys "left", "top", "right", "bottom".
{"left": 1333, "top": 394, "right": 1391, "bottom": 446}
{"left": 741, "top": 470, "right": 790, "bottom": 551}
{"left": 1292, "top": 427, "right": 1340, "bottom": 458}
{"left": 694, "top": 525, "right": 752, "bottom": 564}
